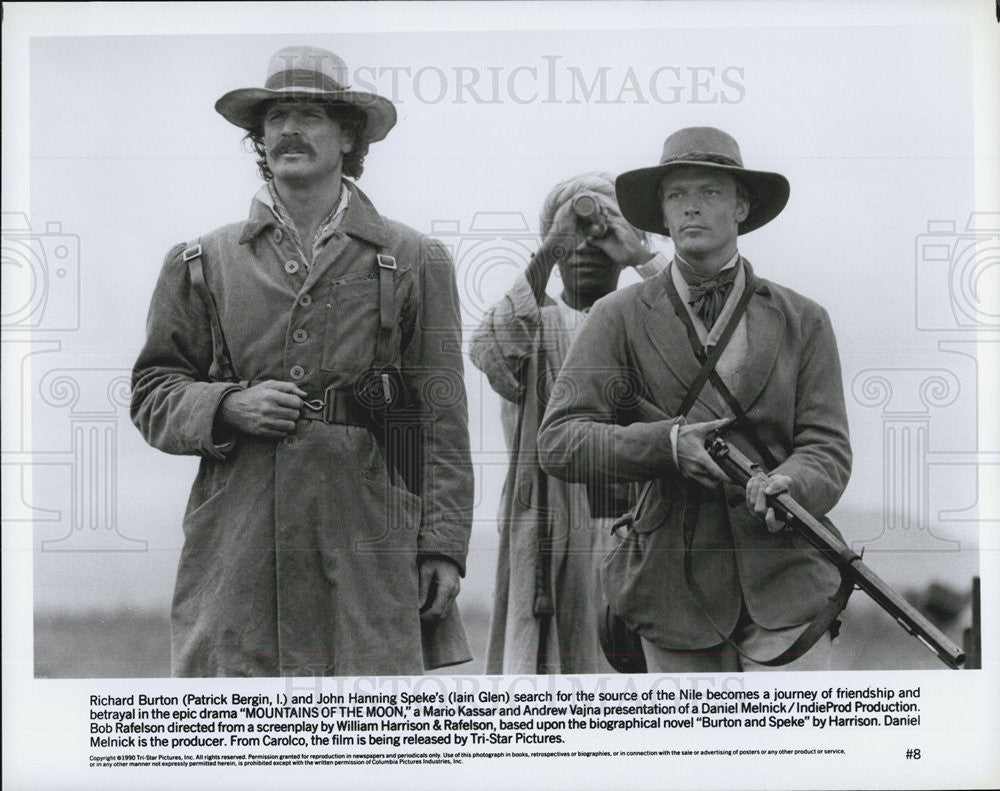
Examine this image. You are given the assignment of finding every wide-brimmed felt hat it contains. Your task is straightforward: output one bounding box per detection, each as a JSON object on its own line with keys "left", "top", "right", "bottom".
{"left": 215, "top": 45, "right": 397, "bottom": 143}
{"left": 615, "top": 127, "right": 790, "bottom": 236}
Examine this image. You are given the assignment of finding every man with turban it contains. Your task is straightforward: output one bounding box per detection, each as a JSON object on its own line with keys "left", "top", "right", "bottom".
{"left": 470, "top": 172, "right": 665, "bottom": 674}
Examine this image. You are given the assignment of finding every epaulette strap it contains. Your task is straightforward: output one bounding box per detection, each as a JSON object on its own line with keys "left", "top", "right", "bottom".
{"left": 373, "top": 253, "right": 398, "bottom": 372}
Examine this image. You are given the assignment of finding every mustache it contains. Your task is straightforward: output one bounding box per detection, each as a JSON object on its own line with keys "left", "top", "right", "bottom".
{"left": 270, "top": 137, "right": 315, "bottom": 157}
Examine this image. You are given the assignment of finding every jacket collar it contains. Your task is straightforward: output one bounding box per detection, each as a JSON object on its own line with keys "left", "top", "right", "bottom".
{"left": 238, "top": 179, "right": 390, "bottom": 248}
{"left": 641, "top": 258, "right": 782, "bottom": 415}
{"left": 337, "top": 181, "right": 390, "bottom": 248}
{"left": 637, "top": 258, "right": 772, "bottom": 310}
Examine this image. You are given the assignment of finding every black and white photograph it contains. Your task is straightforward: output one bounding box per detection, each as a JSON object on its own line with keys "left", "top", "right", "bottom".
{"left": 3, "top": 2, "right": 998, "bottom": 790}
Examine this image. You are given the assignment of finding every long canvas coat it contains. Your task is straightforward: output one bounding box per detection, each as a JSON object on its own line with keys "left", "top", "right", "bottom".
{"left": 132, "top": 183, "right": 473, "bottom": 677}
{"left": 538, "top": 261, "right": 852, "bottom": 650}
{"left": 470, "top": 274, "right": 614, "bottom": 674}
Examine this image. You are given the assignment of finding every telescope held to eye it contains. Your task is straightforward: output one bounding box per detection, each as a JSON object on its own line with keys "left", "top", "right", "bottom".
{"left": 571, "top": 193, "right": 608, "bottom": 238}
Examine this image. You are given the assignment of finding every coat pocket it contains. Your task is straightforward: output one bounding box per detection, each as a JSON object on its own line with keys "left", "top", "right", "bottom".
{"left": 631, "top": 478, "right": 679, "bottom": 535}
{"left": 320, "top": 277, "right": 380, "bottom": 374}
{"left": 183, "top": 455, "right": 234, "bottom": 522}
{"left": 319, "top": 260, "right": 412, "bottom": 375}
{"left": 355, "top": 476, "right": 422, "bottom": 553}
{"left": 356, "top": 429, "right": 422, "bottom": 549}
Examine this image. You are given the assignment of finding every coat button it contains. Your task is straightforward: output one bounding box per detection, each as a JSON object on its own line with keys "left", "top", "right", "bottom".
{"left": 284, "top": 260, "right": 300, "bottom": 274}
{"left": 283, "top": 435, "right": 297, "bottom": 447}
{"left": 292, "top": 329, "right": 308, "bottom": 343}
{"left": 298, "top": 293, "right": 312, "bottom": 307}
{"left": 289, "top": 365, "right": 305, "bottom": 380}
{"left": 273, "top": 228, "right": 284, "bottom": 244}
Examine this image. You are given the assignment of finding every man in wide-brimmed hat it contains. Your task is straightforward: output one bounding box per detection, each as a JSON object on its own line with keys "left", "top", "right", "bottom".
{"left": 132, "top": 46, "right": 474, "bottom": 677}
{"left": 538, "top": 127, "right": 852, "bottom": 672}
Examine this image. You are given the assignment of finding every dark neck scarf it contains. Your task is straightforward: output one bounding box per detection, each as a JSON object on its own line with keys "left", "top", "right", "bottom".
{"left": 675, "top": 255, "right": 740, "bottom": 329}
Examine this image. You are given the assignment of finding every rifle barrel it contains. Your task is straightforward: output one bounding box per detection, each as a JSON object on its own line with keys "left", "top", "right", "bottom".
{"left": 707, "top": 436, "right": 965, "bottom": 669}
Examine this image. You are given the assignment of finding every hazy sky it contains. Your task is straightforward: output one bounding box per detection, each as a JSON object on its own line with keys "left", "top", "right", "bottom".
{"left": 3, "top": 5, "right": 993, "bottom": 616}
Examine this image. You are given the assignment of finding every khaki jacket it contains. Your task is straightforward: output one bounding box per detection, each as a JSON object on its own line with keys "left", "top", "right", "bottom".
{"left": 132, "top": 183, "right": 473, "bottom": 676}
{"left": 538, "top": 264, "right": 851, "bottom": 649}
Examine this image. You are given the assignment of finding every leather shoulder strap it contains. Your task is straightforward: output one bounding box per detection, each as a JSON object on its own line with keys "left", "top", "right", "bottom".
{"left": 184, "top": 240, "right": 237, "bottom": 383}
{"left": 664, "top": 265, "right": 778, "bottom": 468}
{"left": 373, "top": 253, "right": 398, "bottom": 371}
{"left": 667, "top": 265, "right": 756, "bottom": 418}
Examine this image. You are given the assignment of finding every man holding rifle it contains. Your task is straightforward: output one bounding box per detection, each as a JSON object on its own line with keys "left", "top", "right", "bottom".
{"left": 538, "top": 127, "right": 852, "bottom": 672}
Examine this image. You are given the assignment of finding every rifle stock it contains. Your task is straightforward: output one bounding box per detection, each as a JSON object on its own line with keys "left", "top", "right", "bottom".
{"left": 706, "top": 435, "right": 965, "bottom": 669}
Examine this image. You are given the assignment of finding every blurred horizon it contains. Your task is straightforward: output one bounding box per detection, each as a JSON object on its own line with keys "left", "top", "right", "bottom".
{"left": 34, "top": 589, "right": 977, "bottom": 678}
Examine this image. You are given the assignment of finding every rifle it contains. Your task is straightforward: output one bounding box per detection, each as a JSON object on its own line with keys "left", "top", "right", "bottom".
{"left": 705, "top": 434, "right": 965, "bottom": 669}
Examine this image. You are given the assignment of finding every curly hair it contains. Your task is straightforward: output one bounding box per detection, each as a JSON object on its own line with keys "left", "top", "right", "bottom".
{"left": 243, "top": 101, "right": 370, "bottom": 180}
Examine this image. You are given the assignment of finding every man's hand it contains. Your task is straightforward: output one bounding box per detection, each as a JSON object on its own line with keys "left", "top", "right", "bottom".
{"left": 536, "top": 201, "right": 581, "bottom": 263}
{"left": 218, "top": 380, "right": 306, "bottom": 438}
{"left": 746, "top": 473, "right": 793, "bottom": 533}
{"left": 587, "top": 213, "right": 655, "bottom": 271}
{"left": 418, "top": 557, "right": 461, "bottom": 622}
{"left": 676, "top": 417, "right": 733, "bottom": 488}
{"left": 527, "top": 202, "right": 583, "bottom": 302}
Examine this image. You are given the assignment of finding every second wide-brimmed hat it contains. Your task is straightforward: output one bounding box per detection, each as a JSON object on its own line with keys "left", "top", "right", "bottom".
{"left": 215, "top": 45, "right": 397, "bottom": 143}
{"left": 615, "top": 127, "right": 790, "bottom": 236}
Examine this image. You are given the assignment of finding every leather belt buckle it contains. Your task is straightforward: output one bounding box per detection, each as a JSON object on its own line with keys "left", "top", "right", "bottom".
{"left": 301, "top": 397, "right": 327, "bottom": 423}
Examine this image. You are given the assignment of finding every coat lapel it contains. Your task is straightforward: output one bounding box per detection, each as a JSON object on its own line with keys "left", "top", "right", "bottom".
{"left": 642, "top": 274, "right": 725, "bottom": 419}
{"left": 642, "top": 263, "right": 786, "bottom": 420}
{"left": 735, "top": 281, "right": 784, "bottom": 411}
{"left": 302, "top": 232, "right": 353, "bottom": 292}
{"left": 301, "top": 182, "right": 390, "bottom": 292}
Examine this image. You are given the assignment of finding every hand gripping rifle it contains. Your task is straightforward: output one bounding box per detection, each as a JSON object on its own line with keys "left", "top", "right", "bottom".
{"left": 705, "top": 434, "right": 965, "bottom": 669}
